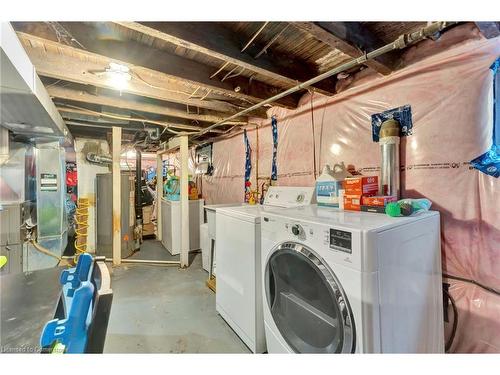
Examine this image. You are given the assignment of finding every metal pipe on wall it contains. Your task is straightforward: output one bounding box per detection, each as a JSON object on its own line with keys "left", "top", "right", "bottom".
{"left": 192, "top": 22, "right": 456, "bottom": 140}
{"left": 378, "top": 119, "right": 401, "bottom": 198}
{"left": 135, "top": 147, "right": 143, "bottom": 223}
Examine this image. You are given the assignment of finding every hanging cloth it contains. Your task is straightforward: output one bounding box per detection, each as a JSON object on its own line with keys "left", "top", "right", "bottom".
{"left": 243, "top": 129, "right": 252, "bottom": 202}
{"left": 271, "top": 116, "right": 278, "bottom": 184}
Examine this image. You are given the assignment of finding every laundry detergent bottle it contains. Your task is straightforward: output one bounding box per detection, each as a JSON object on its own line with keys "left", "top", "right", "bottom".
{"left": 316, "top": 163, "right": 351, "bottom": 207}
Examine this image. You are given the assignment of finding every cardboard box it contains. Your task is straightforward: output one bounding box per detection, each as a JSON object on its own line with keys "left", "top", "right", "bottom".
{"left": 344, "top": 176, "right": 378, "bottom": 196}
{"left": 143, "top": 222, "right": 155, "bottom": 236}
{"left": 361, "top": 195, "right": 397, "bottom": 207}
{"left": 142, "top": 205, "right": 153, "bottom": 224}
{"left": 344, "top": 194, "right": 362, "bottom": 211}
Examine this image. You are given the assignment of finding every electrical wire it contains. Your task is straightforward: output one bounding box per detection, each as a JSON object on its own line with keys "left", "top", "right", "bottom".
{"left": 317, "top": 97, "right": 327, "bottom": 170}
{"left": 30, "top": 240, "right": 62, "bottom": 261}
{"left": 443, "top": 273, "right": 500, "bottom": 296}
{"left": 309, "top": 91, "right": 317, "bottom": 178}
{"left": 130, "top": 70, "right": 217, "bottom": 103}
{"left": 58, "top": 103, "right": 201, "bottom": 134}
{"left": 443, "top": 287, "right": 458, "bottom": 352}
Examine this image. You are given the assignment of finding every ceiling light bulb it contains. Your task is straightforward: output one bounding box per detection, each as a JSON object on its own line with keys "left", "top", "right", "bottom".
{"left": 108, "top": 73, "right": 130, "bottom": 91}
{"left": 106, "top": 62, "right": 131, "bottom": 91}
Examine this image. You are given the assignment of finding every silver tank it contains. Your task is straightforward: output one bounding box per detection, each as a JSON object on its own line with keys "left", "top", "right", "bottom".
{"left": 378, "top": 119, "right": 400, "bottom": 198}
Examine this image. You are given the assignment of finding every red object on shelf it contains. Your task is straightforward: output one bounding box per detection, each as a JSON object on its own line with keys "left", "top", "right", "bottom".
{"left": 344, "top": 176, "right": 378, "bottom": 195}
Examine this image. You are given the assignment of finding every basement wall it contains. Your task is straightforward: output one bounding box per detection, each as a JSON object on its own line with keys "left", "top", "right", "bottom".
{"left": 198, "top": 31, "right": 500, "bottom": 353}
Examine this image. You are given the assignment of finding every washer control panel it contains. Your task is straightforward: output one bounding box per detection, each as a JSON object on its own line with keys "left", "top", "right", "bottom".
{"left": 264, "top": 186, "right": 315, "bottom": 208}
{"left": 329, "top": 228, "right": 352, "bottom": 254}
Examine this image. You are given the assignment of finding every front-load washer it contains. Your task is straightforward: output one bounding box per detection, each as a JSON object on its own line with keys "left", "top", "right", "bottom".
{"left": 261, "top": 205, "right": 444, "bottom": 353}
{"left": 215, "top": 186, "right": 315, "bottom": 353}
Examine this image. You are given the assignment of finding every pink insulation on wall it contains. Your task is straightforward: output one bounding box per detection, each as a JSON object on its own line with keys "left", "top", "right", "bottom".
{"left": 198, "top": 35, "right": 500, "bottom": 353}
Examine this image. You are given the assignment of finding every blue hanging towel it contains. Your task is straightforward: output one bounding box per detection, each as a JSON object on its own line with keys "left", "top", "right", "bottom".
{"left": 271, "top": 116, "right": 278, "bottom": 183}
{"left": 243, "top": 130, "right": 252, "bottom": 202}
{"left": 470, "top": 57, "right": 500, "bottom": 178}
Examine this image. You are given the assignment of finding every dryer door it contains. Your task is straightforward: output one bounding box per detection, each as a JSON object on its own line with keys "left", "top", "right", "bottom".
{"left": 265, "top": 242, "right": 355, "bottom": 353}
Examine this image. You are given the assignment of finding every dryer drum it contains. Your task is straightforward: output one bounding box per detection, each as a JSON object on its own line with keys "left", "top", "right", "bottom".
{"left": 265, "top": 242, "right": 356, "bottom": 353}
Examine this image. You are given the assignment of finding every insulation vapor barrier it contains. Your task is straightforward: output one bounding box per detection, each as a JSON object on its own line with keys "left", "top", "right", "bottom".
{"left": 196, "top": 31, "right": 500, "bottom": 352}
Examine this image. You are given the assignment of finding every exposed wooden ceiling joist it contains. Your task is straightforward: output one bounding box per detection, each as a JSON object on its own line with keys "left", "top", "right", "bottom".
{"left": 46, "top": 22, "right": 298, "bottom": 110}
{"left": 57, "top": 106, "right": 226, "bottom": 133}
{"left": 47, "top": 85, "right": 247, "bottom": 125}
{"left": 114, "top": 22, "right": 337, "bottom": 96}
{"left": 16, "top": 32, "right": 268, "bottom": 119}
{"left": 292, "top": 22, "right": 399, "bottom": 75}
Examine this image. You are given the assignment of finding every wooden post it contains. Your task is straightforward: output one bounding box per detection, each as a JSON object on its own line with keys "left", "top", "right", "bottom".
{"left": 112, "top": 126, "right": 122, "bottom": 266}
{"left": 156, "top": 152, "right": 163, "bottom": 242}
{"left": 179, "top": 135, "right": 190, "bottom": 268}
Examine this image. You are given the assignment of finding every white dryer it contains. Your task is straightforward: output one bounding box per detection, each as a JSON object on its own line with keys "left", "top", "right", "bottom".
{"left": 261, "top": 205, "right": 444, "bottom": 353}
{"left": 215, "top": 187, "right": 315, "bottom": 353}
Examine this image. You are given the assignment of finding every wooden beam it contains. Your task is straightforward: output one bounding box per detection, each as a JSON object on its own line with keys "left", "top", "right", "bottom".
{"left": 57, "top": 106, "right": 227, "bottom": 133}
{"left": 47, "top": 85, "right": 247, "bottom": 125}
{"left": 179, "top": 135, "right": 189, "bottom": 268}
{"left": 475, "top": 22, "right": 500, "bottom": 39}
{"left": 156, "top": 153, "right": 163, "bottom": 242}
{"left": 16, "top": 32, "right": 267, "bottom": 118}
{"left": 114, "top": 22, "right": 337, "bottom": 95}
{"left": 112, "top": 126, "right": 122, "bottom": 266}
{"left": 50, "top": 22, "right": 298, "bottom": 109}
{"left": 293, "top": 22, "right": 399, "bottom": 75}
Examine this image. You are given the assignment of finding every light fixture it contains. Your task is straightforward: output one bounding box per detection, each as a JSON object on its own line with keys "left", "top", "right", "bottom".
{"left": 106, "top": 62, "right": 131, "bottom": 91}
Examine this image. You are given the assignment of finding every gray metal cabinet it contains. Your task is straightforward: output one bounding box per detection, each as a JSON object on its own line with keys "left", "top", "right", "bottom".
{"left": 0, "top": 244, "right": 22, "bottom": 275}
{"left": 0, "top": 202, "right": 24, "bottom": 275}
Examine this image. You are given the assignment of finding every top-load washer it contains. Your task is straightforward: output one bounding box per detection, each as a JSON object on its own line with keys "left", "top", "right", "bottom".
{"left": 215, "top": 186, "right": 315, "bottom": 353}
{"left": 261, "top": 205, "right": 444, "bottom": 353}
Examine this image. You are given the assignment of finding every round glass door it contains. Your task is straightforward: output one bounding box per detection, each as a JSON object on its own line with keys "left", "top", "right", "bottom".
{"left": 265, "top": 242, "right": 355, "bottom": 353}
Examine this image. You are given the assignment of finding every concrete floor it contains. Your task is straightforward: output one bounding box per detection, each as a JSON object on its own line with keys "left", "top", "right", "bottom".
{"left": 104, "top": 240, "right": 250, "bottom": 353}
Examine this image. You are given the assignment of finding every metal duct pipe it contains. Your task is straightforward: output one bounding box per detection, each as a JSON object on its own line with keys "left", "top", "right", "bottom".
{"left": 194, "top": 21, "right": 456, "bottom": 139}
{"left": 378, "top": 119, "right": 401, "bottom": 198}
{"left": 86, "top": 152, "right": 112, "bottom": 165}
{"left": 135, "top": 147, "right": 143, "bottom": 222}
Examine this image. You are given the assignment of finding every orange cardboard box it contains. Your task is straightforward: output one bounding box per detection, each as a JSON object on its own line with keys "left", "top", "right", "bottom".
{"left": 344, "top": 176, "right": 378, "bottom": 195}
{"left": 344, "top": 194, "right": 362, "bottom": 211}
{"left": 361, "top": 195, "right": 397, "bottom": 207}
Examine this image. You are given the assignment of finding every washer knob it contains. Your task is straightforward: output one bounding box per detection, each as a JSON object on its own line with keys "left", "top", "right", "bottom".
{"left": 291, "top": 224, "right": 302, "bottom": 236}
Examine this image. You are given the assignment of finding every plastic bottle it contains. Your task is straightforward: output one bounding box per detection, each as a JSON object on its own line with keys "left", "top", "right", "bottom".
{"left": 385, "top": 198, "right": 432, "bottom": 217}
{"left": 316, "top": 163, "right": 351, "bottom": 207}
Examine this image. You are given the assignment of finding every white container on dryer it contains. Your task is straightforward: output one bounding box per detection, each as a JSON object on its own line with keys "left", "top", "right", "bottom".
{"left": 215, "top": 186, "right": 315, "bottom": 353}
{"left": 316, "top": 163, "right": 351, "bottom": 207}
{"left": 260, "top": 205, "right": 444, "bottom": 353}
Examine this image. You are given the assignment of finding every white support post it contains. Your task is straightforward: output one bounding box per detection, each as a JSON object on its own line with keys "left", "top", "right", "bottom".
{"left": 112, "top": 126, "right": 122, "bottom": 266}
{"left": 179, "top": 135, "right": 190, "bottom": 268}
{"left": 156, "top": 152, "right": 163, "bottom": 242}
